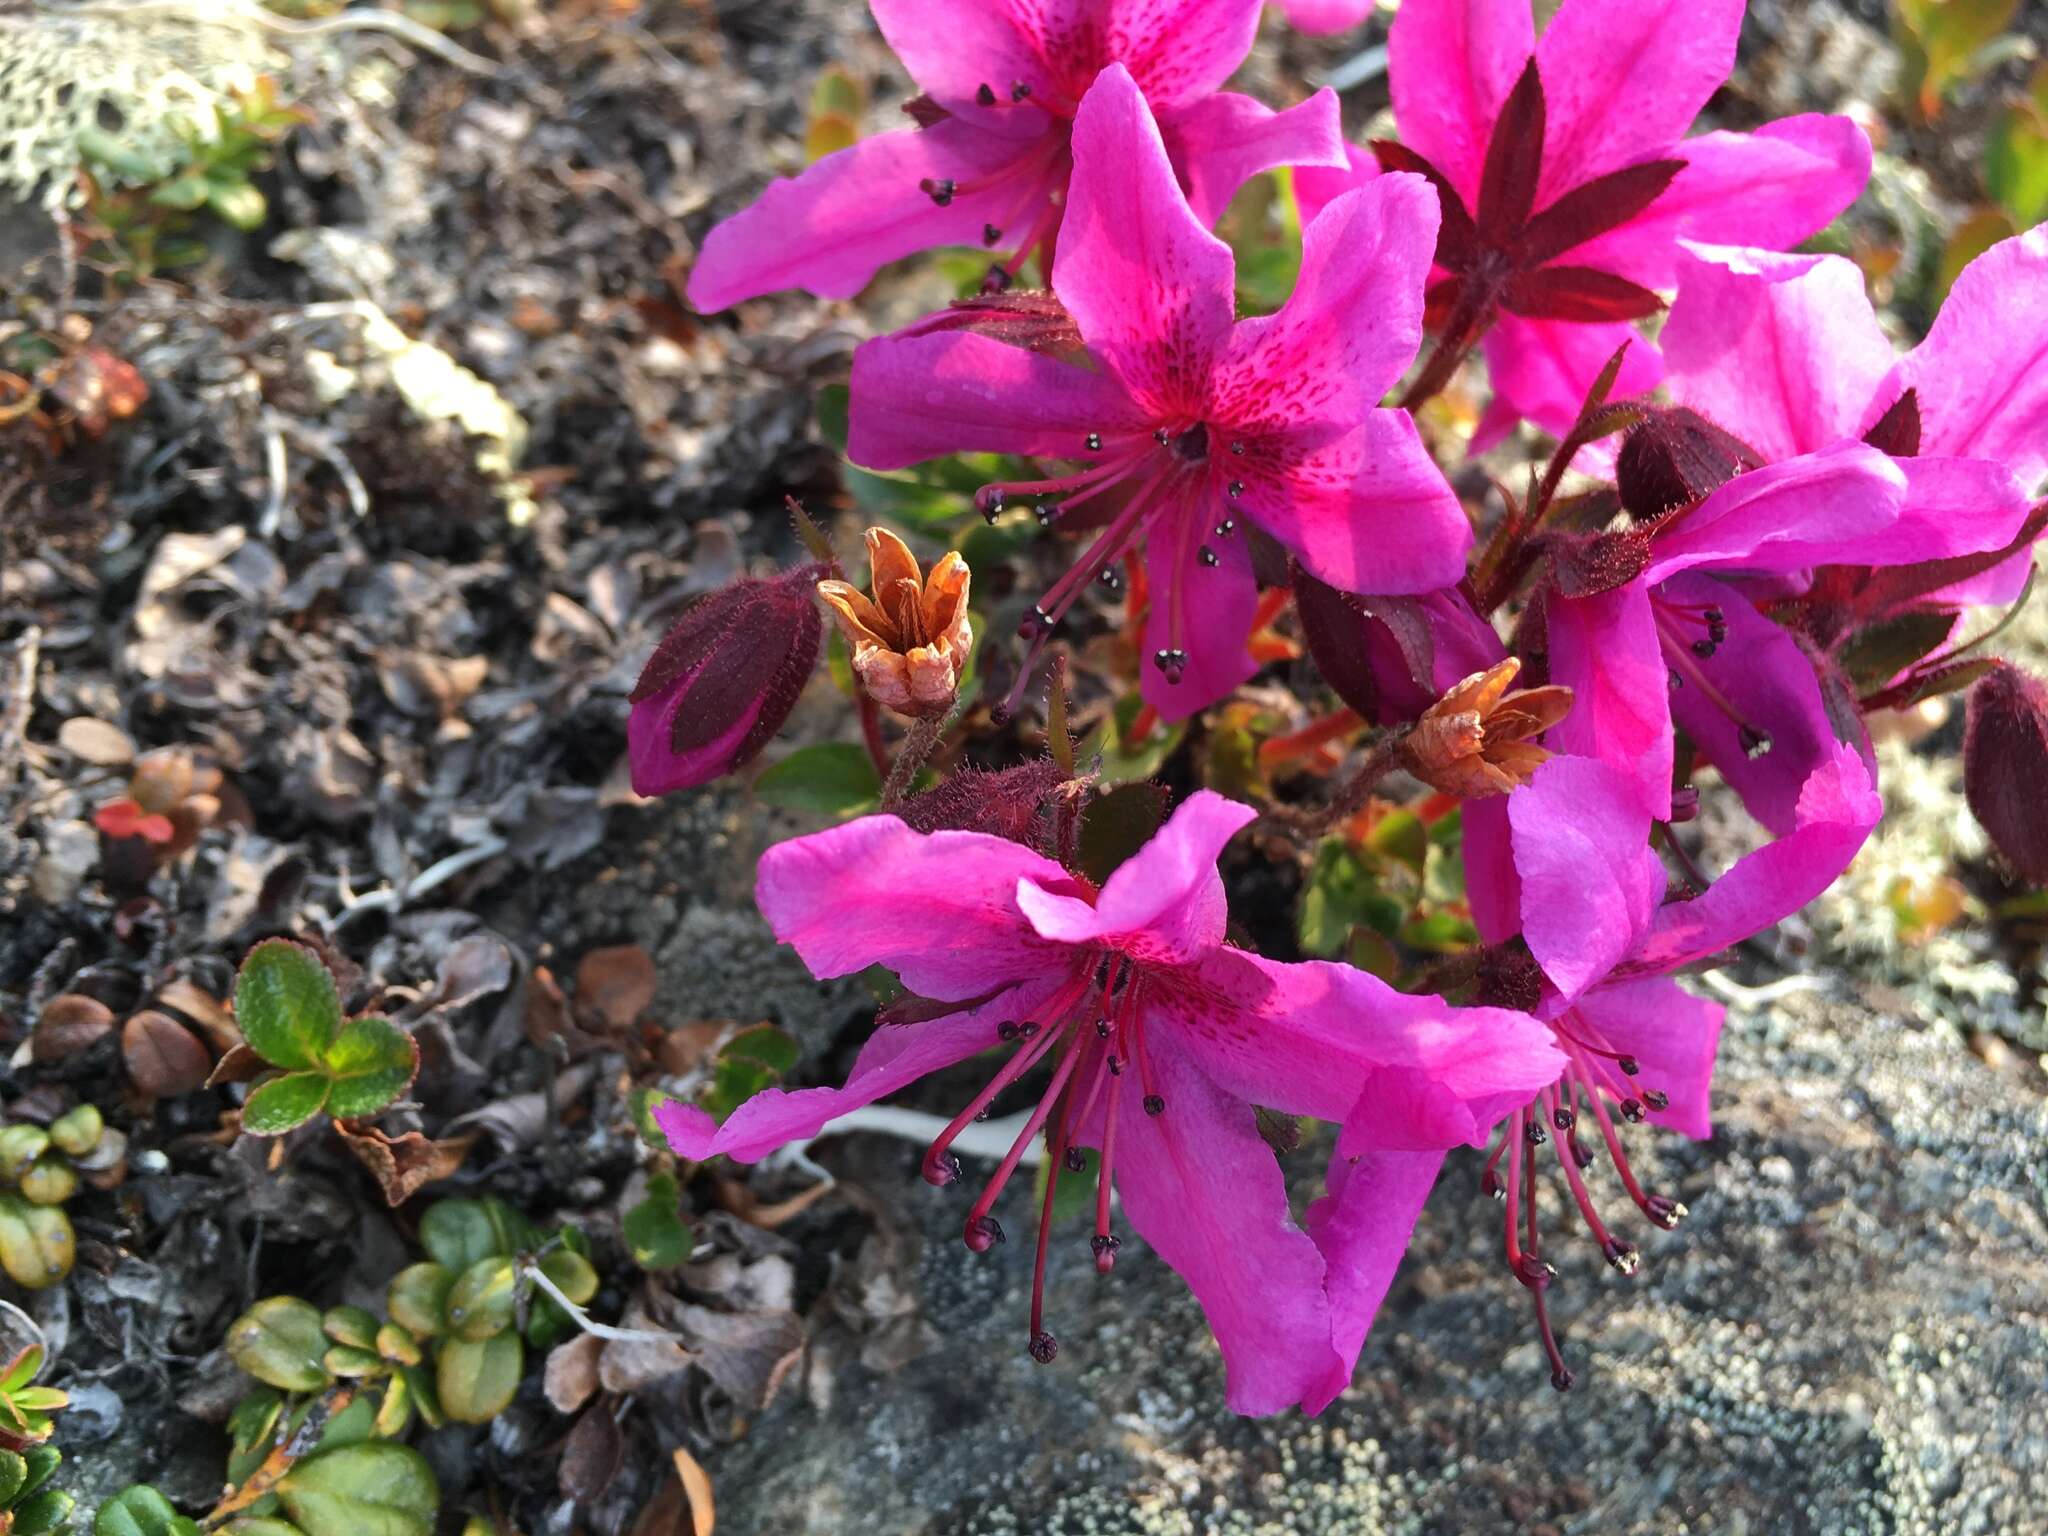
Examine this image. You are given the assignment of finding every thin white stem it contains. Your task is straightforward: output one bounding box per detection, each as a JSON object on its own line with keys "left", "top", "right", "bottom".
{"left": 763, "top": 1105, "right": 1046, "bottom": 1172}
{"left": 521, "top": 1264, "right": 677, "bottom": 1346}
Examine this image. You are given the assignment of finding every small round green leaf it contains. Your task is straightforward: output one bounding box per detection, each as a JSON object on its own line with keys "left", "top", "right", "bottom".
{"left": 385, "top": 1264, "right": 452, "bottom": 1338}
{"left": 236, "top": 940, "right": 343, "bottom": 1071}
{"left": 443, "top": 1257, "right": 516, "bottom": 1342}
{"left": 418, "top": 1198, "right": 527, "bottom": 1272}
{"left": 434, "top": 1331, "right": 522, "bottom": 1425}
{"left": 0, "top": 1196, "right": 73, "bottom": 1291}
{"left": 322, "top": 1344, "right": 384, "bottom": 1378}
{"left": 13, "top": 1487, "right": 74, "bottom": 1535}
{"left": 275, "top": 1441, "right": 438, "bottom": 1536}
{"left": 0, "top": 1449, "right": 26, "bottom": 1503}
{"left": 223, "top": 1520, "right": 304, "bottom": 1536}
{"left": 241, "top": 1072, "right": 330, "bottom": 1136}
{"left": 227, "top": 1297, "right": 331, "bottom": 1393}
{"left": 321, "top": 1305, "right": 379, "bottom": 1351}
{"left": 47, "top": 1104, "right": 102, "bottom": 1157}
{"left": 319, "top": 1017, "right": 418, "bottom": 1120}
{"left": 0, "top": 1126, "right": 50, "bottom": 1182}
{"left": 207, "top": 181, "right": 269, "bottom": 233}
{"left": 92, "top": 1485, "right": 204, "bottom": 1536}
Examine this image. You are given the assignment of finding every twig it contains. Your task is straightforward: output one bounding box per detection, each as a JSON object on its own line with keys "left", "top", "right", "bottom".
{"left": 767, "top": 1105, "right": 1046, "bottom": 1170}
{"left": 204, "top": 1382, "right": 355, "bottom": 1525}
{"left": 521, "top": 1263, "right": 679, "bottom": 1346}
{"left": 1260, "top": 731, "right": 1409, "bottom": 841}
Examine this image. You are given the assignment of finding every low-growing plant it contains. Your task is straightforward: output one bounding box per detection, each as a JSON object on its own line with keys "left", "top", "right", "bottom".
{"left": 229, "top": 940, "right": 419, "bottom": 1136}
{"left": 0, "top": 1108, "right": 123, "bottom": 1291}
{"left": 0, "top": 1343, "right": 65, "bottom": 1455}
{"left": 0, "top": 1444, "right": 71, "bottom": 1536}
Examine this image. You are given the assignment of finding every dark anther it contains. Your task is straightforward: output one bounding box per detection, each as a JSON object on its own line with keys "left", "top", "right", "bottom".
{"left": 1739, "top": 725, "right": 1773, "bottom": 759}
{"left": 1668, "top": 669, "right": 1684, "bottom": 691}
{"left": 1572, "top": 1140, "right": 1595, "bottom": 1170}
{"left": 1011, "top": 80, "right": 1032, "bottom": 101}
{"left": 982, "top": 223, "right": 1002, "bottom": 247}
{"left": 1036, "top": 502, "right": 1061, "bottom": 527}
{"left": 1064, "top": 1146, "right": 1087, "bottom": 1173}
{"left": 922, "top": 1152, "right": 962, "bottom": 1187}
{"left": 919, "top": 177, "right": 956, "bottom": 206}
{"left": 1619, "top": 1098, "right": 1646, "bottom": 1123}
{"left": 1028, "top": 1330, "right": 1059, "bottom": 1363}
{"left": 1481, "top": 1168, "right": 1506, "bottom": 1201}
{"left": 1019, "top": 1022, "right": 1041, "bottom": 1038}
{"left": 1090, "top": 1233, "right": 1121, "bottom": 1272}
{"left": 979, "top": 487, "right": 1006, "bottom": 519}
{"left": 1095, "top": 1019, "right": 1112, "bottom": 1038}
{"left": 1085, "top": 431, "right": 1103, "bottom": 452}
{"left": 1154, "top": 648, "right": 1187, "bottom": 684}
{"left": 1525, "top": 1120, "right": 1548, "bottom": 1145}
{"left": 964, "top": 1215, "right": 1006, "bottom": 1251}
{"left": 1098, "top": 567, "right": 1121, "bottom": 590}
{"left": 1704, "top": 606, "right": 1724, "bottom": 626}
{"left": 1618, "top": 1055, "right": 1640, "bottom": 1076}
{"left": 1603, "top": 1239, "right": 1641, "bottom": 1275}
{"left": 1198, "top": 545, "right": 1219, "bottom": 568}
{"left": 1018, "top": 605, "right": 1053, "bottom": 640}
{"left": 1550, "top": 1367, "right": 1575, "bottom": 1392}
{"left": 1143, "top": 1094, "right": 1165, "bottom": 1116}
{"left": 980, "top": 264, "right": 1012, "bottom": 294}
{"left": 1691, "top": 638, "right": 1717, "bottom": 658}
{"left": 997, "top": 1021, "right": 1020, "bottom": 1040}
{"left": 1644, "top": 1089, "right": 1670, "bottom": 1111}
{"left": 1646, "top": 1196, "right": 1688, "bottom": 1228}
{"left": 1154, "top": 427, "right": 1172, "bottom": 444}
{"left": 1552, "top": 1107, "right": 1575, "bottom": 1131}
{"left": 1107, "top": 1054, "right": 1124, "bottom": 1076}
{"left": 1226, "top": 480, "right": 1243, "bottom": 497}
{"left": 976, "top": 82, "right": 997, "bottom": 106}
{"left": 1214, "top": 518, "right": 1236, "bottom": 537}
{"left": 1228, "top": 440, "right": 1245, "bottom": 455}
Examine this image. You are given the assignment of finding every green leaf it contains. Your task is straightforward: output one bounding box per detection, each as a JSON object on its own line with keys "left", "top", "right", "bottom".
{"left": 148, "top": 175, "right": 211, "bottom": 211}
{"left": 236, "top": 940, "right": 343, "bottom": 1070}
{"left": 628, "top": 1088, "right": 676, "bottom": 1151}
{"left": 242, "top": 1072, "right": 331, "bottom": 1135}
{"left": 814, "top": 383, "right": 850, "bottom": 453}
{"left": 418, "top": 1198, "right": 528, "bottom": 1272}
{"left": 47, "top": 1103, "right": 103, "bottom": 1157}
{"left": 227, "top": 1387, "right": 284, "bottom": 1461}
{"left": 0, "top": 1344, "right": 42, "bottom": 1393}
{"left": 222, "top": 1520, "right": 303, "bottom": 1536}
{"left": 227, "top": 1297, "right": 332, "bottom": 1393}
{"left": 275, "top": 1441, "right": 439, "bottom": 1536}
{"left": 754, "top": 742, "right": 882, "bottom": 817}
{"left": 319, "top": 1017, "right": 418, "bottom": 1120}
{"left": 536, "top": 1246, "right": 599, "bottom": 1306}
{"left": 207, "top": 180, "right": 268, "bottom": 232}
{"left": 722, "top": 1023, "right": 800, "bottom": 1077}
{"left": 19, "top": 1445, "right": 60, "bottom": 1500}
{"left": 0, "top": 1195, "right": 73, "bottom": 1291}
{"left": 0, "top": 1450, "right": 24, "bottom": 1503}
{"left": 322, "top": 1306, "right": 379, "bottom": 1351}
{"left": 93, "top": 1486, "right": 203, "bottom": 1536}
{"left": 1077, "top": 782, "right": 1171, "bottom": 884}
{"left": 1084, "top": 693, "right": 1186, "bottom": 786}
{"left": 443, "top": 1257, "right": 516, "bottom": 1342}
{"left": 434, "top": 1331, "right": 522, "bottom": 1424}
{"left": 385, "top": 1263, "right": 453, "bottom": 1337}
{"left": 623, "top": 1173, "right": 693, "bottom": 1270}
{"left": 15, "top": 1488, "right": 76, "bottom": 1535}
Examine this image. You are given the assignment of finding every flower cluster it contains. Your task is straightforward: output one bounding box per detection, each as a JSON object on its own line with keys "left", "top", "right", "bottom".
{"left": 635, "top": 0, "right": 2048, "bottom": 1415}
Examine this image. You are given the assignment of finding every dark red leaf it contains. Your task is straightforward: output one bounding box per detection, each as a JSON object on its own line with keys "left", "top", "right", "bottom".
{"left": 1862, "top": 387, "right": 1922, "bottom": 458}
{"left": 1516, "top": 158, "right": 1684, "bottom": 268}
{"left": 901, "top": 94, "right": 950, "bottom": 129}
{"left": 1548, "top": 528, "right": 1654, "bottom": 598}
{"left": 1614, "top": 406, "right": 1761, "bottom": 521}
{"left": 1294, "top": 568, "right": 1384, "bottom": 721}
{"left": 901, "top": 290, "right": 1084, "bottom": 356}
{"left": 1965, "top": 662, "right": 2048, "bottom": 884}
{"left": 1839, "top": 504, "right": 2048, "bottom": 625}
{"left": 1501, "top": 264, "right": 1664, "bottom": 322}
{"left": 1369, "top": 139, "right": 1479, "bottom": 271}
{"left": 1293, "top": 568, "right": 1441, "bottom": 723}
{"left": 1477, "top": 58, "right": 1546, "bottom": 242}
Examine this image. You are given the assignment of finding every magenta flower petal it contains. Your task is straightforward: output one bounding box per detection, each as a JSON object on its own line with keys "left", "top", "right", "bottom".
{"left": 1564, "top": 119, "right": 1872, "bottom": 292}
{"left": 1660, "top": 572, "right": 1863, "bottom": 839}
{"left": 657, "top": 984, "right": 1050, "bottom": 1163}
{"left": 1239, "top": 410, "right": 1473, "bottom": 595}
{"left": 870, "top": 0, "right": 1048, "bottom": 110}
{"left": 1482, "top": 312, "right": 1664, "bottom": 444}
{"left": 757, "top": 815, "right": 1069, "bottom": 997}
{"left": 1097, "top": 0, "right": 1264, "bottom": 111}
{"left": 686, "top": 123, "right": 1050, "bottom": 312}
{"left": 1887, "top": 225, "right": 2048, "bottom": 487}
{"left": 1462, "top": 794, "right": 1519, "bottom": 945}
{"left": 1544, "top": 582, "right": 1674, "bottom": 823}
{"left": 1387, "top": 0, "right": 1535, "bottom": 206}
{"left": 1163, "top": 88, "right": 1348, "bottom": 228}
{"left": 1564, "top": 977, "right": 1723, "bottom": 1140}
{"left": 847, "top": 330, "right": 1148, "bottom": 470}
{"left": 1663, "top": 245, "right": 1895, "bottom": 463}
{"left": 1055, "top": 64, "right": 1238, "bottom": 413}
{"left": 1302, "top": 1148, "right": 1446, "bottom": 1411}
{"left": 1139, "top": 518, "right": 1260, "bottom": 721}
{"left": 1508, "top": 755, "right": 1666, "bottom": 1003}
{"left": 1623, "top": 742, "right": 1881, "bottom": 978}
{"left": 1532, "top": 0, "right": 1743, "bottom": 204}
{"left": 1278, "top": 0, "right": 1377, "bottom": 35}
{"left": 1861, "top": 455, "right": 2034, "bottom": 566}
{"left": 1016, "top": 789, "right": 1253, "bottom": 962}
{"left": 1292, "top": 142, "right": 1381, "bottom": 231}
{"left": 1087, "top": 1053, "right": 1339, "bottom": 1416}
{"left": 1217, "top": 173, "right": 1442, "bottom": 424}
{"left": 1640, "top": 442, "right": 1907, "bottom": 584}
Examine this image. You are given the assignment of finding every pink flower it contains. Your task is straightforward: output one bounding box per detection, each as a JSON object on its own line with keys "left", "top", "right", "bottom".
{"left": 1372, "top": 744, "right": 1880, "bottom": 1387}
{"left": 1662, "top": 233, "right": 2046, "bottom": 609}
{"left": 848, "top": 64, "right": 1469, "bottom": 722}
{"left": 657, "top": 790, "right": 1564, "bottom": 1414}
{"left": 1296, "top": 0, "right": 1870, "bottom": 444}
{"left": 686, "top": 1, "right": 1344, "bottom": 311}
{"left": 1277, "top": 0, "right": 1373, "bottom": 34}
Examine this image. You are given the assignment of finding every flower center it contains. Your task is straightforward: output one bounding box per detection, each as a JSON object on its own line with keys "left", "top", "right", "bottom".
{"left": 1650, "top": 592, "right": 1773, "bottom": 760}
{"left": 917, "top": 949, "right": 1168, "bottom": 1364}
{"left": 1481, "top": 1011, "right": 1684, "bottom": 1390}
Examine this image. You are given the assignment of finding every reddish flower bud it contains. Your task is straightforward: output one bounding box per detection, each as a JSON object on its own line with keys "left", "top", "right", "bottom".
{"left": 1615, "top": 406, "right": 1759, "bottom": 523}
{"left": 1964, "top": 662, "right": 2048, "bottom": 885}
{"left": 627, "top": 565, "right": 827, "bottom": 797}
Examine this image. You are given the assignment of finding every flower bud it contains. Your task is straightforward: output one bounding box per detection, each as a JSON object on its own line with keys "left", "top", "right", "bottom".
{"left": 1403, "top": 658, "right": 1573, "bottom": 798}
{"left": 1964, "top": 661, "right": 2048, "bottom": 884}
{"left": 627, "top": 564, "right": 827, "bottom": 797}
{"left": 817, "top": 528, "right": 972, "bottom": 719}
{"left": 1615, "top": 406, "right": 1758, "bottom": 523}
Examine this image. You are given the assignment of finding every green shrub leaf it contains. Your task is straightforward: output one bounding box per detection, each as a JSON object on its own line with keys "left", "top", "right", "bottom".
{"left": 241, "top": 1072, "right": 331, "bottom": 1136}
{"left": 227, "top": 1297, "right": 332, "bottom": 1393}
{"left": 434, "top": 1332, "right": 522, "bottom": 1425}
{"left": 92, "top": 1486, "right": 203, "bottom": 1536}
{"left": 236, "top": 941, "right": 342, "bottom": 1071}
{"left": 275, "top": 1441, "right": 439, "bottom": 1536}
{"left": 622, "top": 1173, "right": 693, "bottom": 1270}
{"left": 319, "top": 1017, "right": 418, "bottom": 1120}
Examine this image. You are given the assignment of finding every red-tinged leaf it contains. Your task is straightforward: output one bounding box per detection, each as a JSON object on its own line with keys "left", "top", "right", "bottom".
{"left": 1477, "top": 58, "right": 1546, "bottom": 242}
{"left": 1369, "top": 139, "right": 1478, "bottom": 271}
{"left": 93, "top": 798, "right": 175, "bottom": 843}
{"left": 1862, "top": 654, "right": 2000, "bottom": 712}
{"left": 1615, "top": 406, "right": 1762, "bottom": 521}
{"left": 1548, "top": 528, "right": 1655, "bottom": 598}
{"left": 1965, "top": 662, "right": 2048, "bottom": 883}
{"left": 1842, "top": 504, "right": 2048, "bottom": 624}
{"left": 1516, "top": 158, "right": 1684, "bottom": 268}
{"left": 1862, "top": 387, "right": 1922, "bottom": 458}
{"left": 1501, "top": 264, "right": 1665, "bottom": 322}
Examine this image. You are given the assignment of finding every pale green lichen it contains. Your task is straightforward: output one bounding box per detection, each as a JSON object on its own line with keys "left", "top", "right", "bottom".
{"left": 0, "top": 2, "right": 280, "bottom": 211}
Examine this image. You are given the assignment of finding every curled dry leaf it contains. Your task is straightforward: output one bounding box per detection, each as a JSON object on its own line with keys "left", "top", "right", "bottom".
{"left": 205, "top": 1041, "right": 270, "bottom": 1089}
{"left": 155, "top": 979, "right": 243, "bottom": 1056}
{"left": 629, "top": 1449, "right": 715, "bottom": 1536}
{"left": 575, "top": 944, "right": 657, "bottom": 1034}
{"left": 543, "top": 1332, "right": 605, "bottom": 1415}
{"left": 122, "top": 1010, "right": 213, "bottom": 1098}
{"left": 558, "top": 1402, "right": 626, "bottom": 1506}
{"left": 332, "top": 1123, "right": 476, "bottom": 1206}
{"left": 56, "top": 717, "right": 136, "bottom": 767}
{"left": 31, "top": 995, "right": 114, "bottom": 1063}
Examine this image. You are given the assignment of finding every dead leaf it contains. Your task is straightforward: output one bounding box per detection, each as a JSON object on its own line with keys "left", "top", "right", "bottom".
{"left": 122, "top": 1010, "right": 212, "bottom": 1097}
{"left": 672, "top": 1447, "right": 715, "bottom": 1536}
{"left": 543, "top": 1333, "right": 604, "bottom": 1414}
{"left": 333, "top": 1123, "right": 476, "bottom": 1206}
{"left": 654, "top": 1021, "right": 724, "bottom": 1076}
{"left": 714, "top": 1175, "right": 832, "bottom": 1230}
{"left": 628, "top": 1451, "right": 715, "bottom": 1536}
{"left": 575, "top": 944, "right": 656, "bottom": 1033}
{"left": 206, "top": 1041, "right": 270, "bottom": 1088}
{"left": 33, "top": 994, "right": 115, "bottom": 1063}
{"left": 557, "top": 1403, "right": 625, "bottom": 1505}
{"left": 57, "top": 717, "right": 135, "bottom": 766}
{"left": 155, "top": 979, "right": 242, "bottom": 1056}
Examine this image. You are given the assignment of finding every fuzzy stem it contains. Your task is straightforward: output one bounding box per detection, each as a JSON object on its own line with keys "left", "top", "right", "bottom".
{"left": 1398, "top": 287, "right": 1494, "bottom": 413}
{"left": 1046, "top": 653, "right": 1076, "bottom": 776}
{"left": 880, "top": 713, "right": 945, "bottom": 805}
{"left": 1261, "top": 729, "right": 1411, "bottom": 841}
